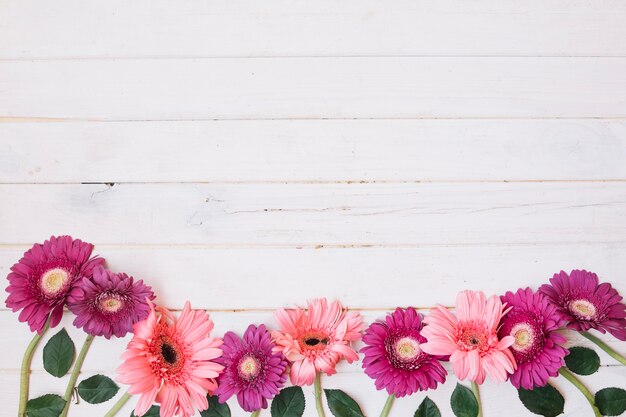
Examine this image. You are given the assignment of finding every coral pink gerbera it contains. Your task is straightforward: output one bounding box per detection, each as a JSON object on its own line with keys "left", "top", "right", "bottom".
{"left": 421, "top": 290, "right": 517, "bottom": 384}
{"left": 214, "top": 324, "right": 288, "bottom": 412}
{"left": 498, "top": 288, "right": 569, "bottom": 389}
{"left": 5, "top": 236, "right": 105, "bottom": 333}
{"left": 117, "top": 301, "right": 224, "bottom": 417}
{"left": 271, "top": 298, "right": 364, "bottom": 386}
{"left": 67, "top": 266, "right": 155, "bottom": 339}
{"left": 539, "top": 270, "right": 626, "bottom": 341}
{"left": 361, "top": 307, "right": 447, "bottom": 397}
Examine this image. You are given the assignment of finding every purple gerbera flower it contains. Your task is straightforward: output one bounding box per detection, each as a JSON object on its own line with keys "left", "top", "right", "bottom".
{"left": 214, "top": 324, "right": 288, "bottom": 412}
{"left": 5, "top": 236, "right": 105, "bottom": 333}
{"left": 539, "top": 270, "right": 626, "bottom": 341}
{"left": 498, "top": 288, "right": 569, "bottom": 389}
{"left": 66, "top": 266, "right": 155, "bottom": 339}
{"left": 361, "top": 307, "right": 447, "bottom": 397}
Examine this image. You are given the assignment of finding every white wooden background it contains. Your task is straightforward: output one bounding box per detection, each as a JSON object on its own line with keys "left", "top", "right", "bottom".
{"left": 1, "top": 1, "right": 626, "bottom": 416}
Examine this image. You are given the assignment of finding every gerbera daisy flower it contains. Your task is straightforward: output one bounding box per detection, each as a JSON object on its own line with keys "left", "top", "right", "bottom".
{"left": 498, "top": 288, "right": 569, "bottom": 389}
{"left": 5, "top": 235, "right": 105, "bottom": 333}
{"left": 117, "top": 301, "right": 224, "bottom": 417}
{"left": 539, "top": 269, "right": 626, "bottom": 341}
{"left": 421, "top": 290, "right": 517, "bottom": 384}
{"left": 66, "top": 266, "right": 155, "bottom": 339}
{"left": 361, "top": 307, "right": 447, "bottom": 397}
{"left": 214, "top": 324, "right": 288, "bottom": 412}
{"left": 271, "top": 298, "right": 364, "bottom": 386}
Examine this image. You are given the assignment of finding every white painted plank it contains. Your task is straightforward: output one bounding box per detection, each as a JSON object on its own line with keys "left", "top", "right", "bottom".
{"left": 2, "top": 120, "right": 626, "bottom": 183}
{"left": 2, "top": 58, "right": 626, "bottom": 120}
{"left": 1, "top": 244, "right": 625, "bottom": 310}
{"left": 1, "top": 0, "right": 626, "bottom": 59}
{"left": 0, "top": 183, "right": 624, "bottom": 246}
{"left": 3, "top": 368, "right": 625, "bottom": 417}
{"left": 2, "top": 311, "right": 624, "bottom": 372}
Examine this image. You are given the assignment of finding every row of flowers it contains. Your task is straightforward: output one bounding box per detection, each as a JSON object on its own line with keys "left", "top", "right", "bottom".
{"left": 6, "top": 236, "right": 626, "bottom": 417}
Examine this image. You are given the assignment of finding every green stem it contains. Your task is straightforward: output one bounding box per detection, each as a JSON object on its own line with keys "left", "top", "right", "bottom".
{"left": 559, "top": 367, "right": 601, "bottom": 417}
{"left": 379, "top": 394, "right": 395, "bottom": 417}
{"left": 314, "top": 372, "right": 326, "bottom": 417}
{"left": 59, "top": 334, "right": 95, "bottom": 417}
{"left": 103, "top": 391, "right": 132, "bottom": 417}
{"left": 250, "top": 410, "right": 261, "bottom": 417}
{"left": 18, "top": 320, "right": 50, "bottom": 417}
{"left": 471, "top": 381, "right": 483, "bottom": 417}
{"left": 580, "top": 331, "right": 626, "bottom": 366}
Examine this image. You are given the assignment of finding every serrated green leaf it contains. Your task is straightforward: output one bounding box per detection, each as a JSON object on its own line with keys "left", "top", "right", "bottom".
{"left": 26, "top": 394, "right": 66, "bottom": 417}
{"left": 131, "top": 405, "right": 160, "bottom": 417}
{"left": 415, "top": 396, "right": 441, "bottom": 417}
{"left": 518, "top": 383, "right": 565, "bottom": 417}
{"left": 324, "top": 389, "right": 365, "bottom": 417}
{"left": 200, "top": 395, "right": 231, "bottom": 417}
{"left": 595, "top": 387, "right": 626, "bottom": 416}
{"left": 450, "top": 383, "right": 478, "bottom": 417}
{"left": 77, "top": 374, "right": 119, "bottom": 404}
{"left": 564, "top": 346, "right": 601, "bottom": 375}
{"left": 271, "top": 386, "right": 306, "bottom": 417}
{"left": 43, "top": 328, "right": 75, "bottom": 378}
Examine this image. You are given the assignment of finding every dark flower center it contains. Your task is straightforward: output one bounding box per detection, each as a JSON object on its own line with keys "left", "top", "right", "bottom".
{"left": 161, "top": 343, "right": 178, "bottom": 364}
{"left": 305, "top": 337, "right": 328, "bottom": 346}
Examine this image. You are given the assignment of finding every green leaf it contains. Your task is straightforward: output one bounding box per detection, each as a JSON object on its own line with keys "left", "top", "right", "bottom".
{"left": 324, "top": 389, "right": 365, "bottom": 417}
{"left": 450, "top": 383, "right": 478, "bottom": 417}
{"left": 595, "top": 387, "right": 626, "bottom": 416}
{"left": 200, "top": 395, "right": 231, "bottom": 417}
{"left": 77, "top": 374, "right": 119, "bottom": 404}
{"left": 518, "top": 384, "right": 565, "bottom": 417}
{"left": 415, "top": 396, "right": 441, "bottom": 417}
{"left": 43, "top": 328, "right": 75, "bottom": 378}
{"left": 564, "top": 346, "right": 601, "bottom": 375}
{"left": 271, "top": 386, "right": 306, "bottom": 417}
{"left": 131, "top": 405, "right": 160, "bottom": 417}
{"left": 26, "top": 394, "right": 66, "bottom": 417}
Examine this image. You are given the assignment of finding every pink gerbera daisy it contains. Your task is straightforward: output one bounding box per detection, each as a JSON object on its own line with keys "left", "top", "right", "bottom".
{"left": 421, "top": 290, "right": 517, "bottom": 384}
{"left": 498, "top": 288, "right": 569, "bottom": 389}
{"left": 539, "top": 270, "right": 626, "bottom": 341}
{"left": 5, "top": 236, "right": 105, "bottom": 333}
{"left": 214, "top": 324, "right": 288, "bottom": 412}
{"left": 117, "top": 301, "right": 224, "bottom": 417}
{"left": 67, "top": 266, "right": 155, "bottom": 339}
{"left": 361, "top": 307, "right": 447, "bottom": 397}
{"left": 271, "top": 298, "right": 364, "bottom": 386}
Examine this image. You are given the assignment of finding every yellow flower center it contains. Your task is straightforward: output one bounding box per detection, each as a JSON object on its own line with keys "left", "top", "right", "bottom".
{"left": 394, "top": 337, "right": 421, "bottom": 361}
{"left": 569, "top": 299, "right": 597, "bottom": 320}
{"left": 40, "top": 268, "right": 70, "bottom": 295}
{"left": 99, "top": 297, "right": 123, "bottom": 313}
{"left": 511, "top": 323, "right": 535, "bottom": 352}
{"left": 238, "top": 355, "right": 260, "bottom": 380}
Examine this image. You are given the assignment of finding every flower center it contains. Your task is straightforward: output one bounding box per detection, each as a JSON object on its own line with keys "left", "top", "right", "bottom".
{"left": 393, "top": 336, "right": 421, "bottom": 361}
{"left": 510, "top": 323, "right": 535, "bottom": 352}
{"left": 299, "top": 332, "right": 330, "bottom": 352}
{"left": 98, "top": 295, "right": 124, "bottom": 313}
{"left": 569, "top": 299, "right": 597, "bottom": 320}
{"left": 40, "top": 268, "right": 70, "bottom": 296}
{"left": 458, "top": 322, "right": 488, "bottom": 351}
{"left": 237, "top": 354, "right": 261, "bottom": 380}
{"left": 161, "top": 342, "right": 178, "bottom": 365}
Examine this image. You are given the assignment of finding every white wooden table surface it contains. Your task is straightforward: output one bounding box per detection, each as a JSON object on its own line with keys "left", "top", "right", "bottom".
{"left": 1, "top": 1, "right": 625, "bottom": 416}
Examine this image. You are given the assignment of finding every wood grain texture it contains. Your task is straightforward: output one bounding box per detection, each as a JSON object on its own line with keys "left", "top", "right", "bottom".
{"left": 1, "top": 0, "right": 626, "bottom": 58}
{"left": 1, "top": 183, "right": 625, "bottom": 246}
{"left": 2, "top": 58, "right": 626, "bottom": 120}
{"left": 1, "top": 245, "right": 625, "bottom": 310}
{"left": 2, "top": 120, "right": 626, "bottom": 183}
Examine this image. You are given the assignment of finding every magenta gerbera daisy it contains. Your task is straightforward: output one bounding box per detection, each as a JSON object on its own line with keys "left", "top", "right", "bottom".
{"left": 361, "top": 307, "right": 447, "bottom": 397}
{"left": 66, "top": 266, "right": 155, "bottom": 339}
{"left": 498, "top": 288, "right": 569, "bottom": 389}
{"left": 539, "top": 270, "right": 626, "bottom": 341}
{"left": 214, "top": 324, "right": 288, "bottom": 412}
{"left": 5, "top": 236, "right": 105, "bottom": 333}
